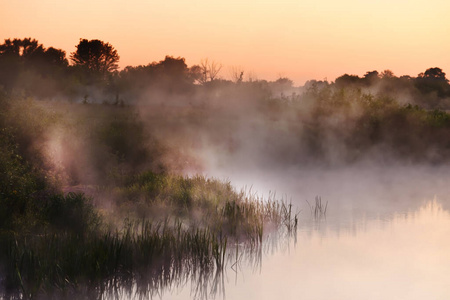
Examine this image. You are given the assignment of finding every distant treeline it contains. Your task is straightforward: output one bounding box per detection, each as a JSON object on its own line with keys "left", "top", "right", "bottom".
{"left": 306, "top": 68, "right": 450, "bottom": 109}
{"left": 3, "top": 37, "right": 450, "bottom": 299}
{"left": 1, "top": 38, "right": 450, "bottom": 108}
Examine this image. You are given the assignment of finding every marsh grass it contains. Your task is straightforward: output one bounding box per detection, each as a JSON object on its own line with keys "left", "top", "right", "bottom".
{"left": 2, "top": 219, "right": 227, "bottom": 299}
{"left": 0, "top": 96, "right": 307, "bottom": 300}
{"left": 0, "top": 173, "right": 299, "bottom": 300}
{"left": 0, "top": 96, "right": 305, "bottom": 299}
{"left": 306, "top": 196, "right": 328, "bottom": 218}
{"left": 112, "top": 172, "right": 299, "bottom": 238}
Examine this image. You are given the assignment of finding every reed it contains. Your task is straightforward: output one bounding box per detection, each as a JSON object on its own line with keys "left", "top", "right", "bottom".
{"left": 1, "top": 218, "right": 228, "bottom": 299}
{"left": 306, "top": 196, "right": 328, "bottom": 218}
{"left": 0, "top": 173, "right": 300, "bottom": 299}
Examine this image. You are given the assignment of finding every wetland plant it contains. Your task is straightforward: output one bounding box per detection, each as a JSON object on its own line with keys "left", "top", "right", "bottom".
{"left": 306, "top": 196, "right": 328, "bottom": 218}
{"left": 0, "top": 174, "right": 299, "bottom": 300}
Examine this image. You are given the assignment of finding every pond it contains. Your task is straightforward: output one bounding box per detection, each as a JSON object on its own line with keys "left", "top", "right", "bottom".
{"left": 150, "top": 165, "right": 450, "bottom": 300}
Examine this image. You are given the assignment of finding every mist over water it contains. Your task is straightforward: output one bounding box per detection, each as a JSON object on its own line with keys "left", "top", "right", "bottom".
{"left": 204, "top": 162, "right": 450, "bottom": 216}
{"left": 2, "top": 38, "right": 450, "bottom": 299}
{"left": 164, "top": 149, "right": 450, "bottom": 299}
{"left": 143, "top": 166, "right": 450, "bottom": 300}
{"left": 221, "top": 200, "right": 450, "bottom": 300}
{"left": 156, "top": 95, "right": 450, "bottom": 299}
{"left": 129, "top": 75, "right": 450, "bottom": 299}
{"left": 7, "top": 87, "right": 450, "bottom": 299}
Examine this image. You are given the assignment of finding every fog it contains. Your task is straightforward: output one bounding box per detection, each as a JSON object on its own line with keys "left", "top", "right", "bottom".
{"left": 2, "top": 38, "right": 450, "bottom": 299}
{"left": 20, "top": 69, "right": 450, "bottom": 218}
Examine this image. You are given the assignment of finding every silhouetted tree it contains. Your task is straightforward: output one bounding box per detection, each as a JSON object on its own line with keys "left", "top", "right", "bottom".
{"left": 274, "top": 77, "right": 293, "bottom": 87}
{"left": 363, "top": 71, "right": 380, "bottom": 86}
{"left": 157, "top": 56, "right": 189, "bottom": 81}
{"left": 41, "top": 47, "right": 68, "bottom": 68}
{"left": 229, "top": 66, "right": 245, "bottom": 83}
{"left": 0, "top": 38, "right": 44, "bottom": 59}
{"left": 380, "top": 70, "right": 394, "bottom": 78}
{"left": 188, "top": 65, "right": 203, "bottom": 83}
{"left": 0, "top": 38, "right": 68, "bottom": 70}
{"left": 0, "top": 39, "right": 24, "bottom": 90}
{"left": 198, "top": 58, "right": 222, "bottom": 83}
{"left": 304, "top": 80, "right": 329, "bottom": 92}
{"left": 415, "top": 67, "right": 450, "bottom": 99}
{"left": 418, "top": 67, "right": 448, "bottom": 83}
{"left": 0, "top": 38, "right": 68, "bottom": 94}
{"left": 70, "top": 39, "right": 119, "bottom": 75}
{"left": 117, "top": 56, "right": 199, "bottom": 99}
{"left": 334, "top": 74, "right": 361, "bottom": 88}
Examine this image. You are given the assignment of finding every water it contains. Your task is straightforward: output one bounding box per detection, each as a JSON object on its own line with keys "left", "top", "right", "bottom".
{"left": 120, "top": 165, "right": 450, "bottom": 300}
{"left": 223, "top": 200, "right": 450, "bottom": 300}
{"left": 156, "top": 198, "right": 450, "bottom": 300}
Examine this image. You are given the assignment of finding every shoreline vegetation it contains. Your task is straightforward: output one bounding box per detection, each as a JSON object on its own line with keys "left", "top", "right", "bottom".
{"left": 0, "top": 94, "right": 300, "bottom": 299}
{"left": 1, "top": 37, "right": 450, "bottom": 299}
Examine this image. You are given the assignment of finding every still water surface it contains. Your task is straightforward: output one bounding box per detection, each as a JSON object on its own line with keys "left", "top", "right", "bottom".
{"left": 159, "top": 199, "right": 450, "bottom": 300}
{"left": 125, "top": 166, "right": 450, "bottom": 299}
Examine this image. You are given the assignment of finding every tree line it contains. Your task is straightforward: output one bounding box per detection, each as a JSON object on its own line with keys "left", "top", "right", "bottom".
{"left": 1, "top": 37, "right": 449, "bottom": 108}
{"left": 304, "top": 68, "right": 450, "bottom": 109}
{"left": 0, "top": 38, "right": 208, "bottom": 102}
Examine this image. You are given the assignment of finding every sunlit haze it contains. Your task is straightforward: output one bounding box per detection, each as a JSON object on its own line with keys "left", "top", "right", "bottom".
{"left": 3, "top": 1, "right": 450, "bottom": 298}
{"left": 1, "top": 0, "right": 449, "bottom": 84}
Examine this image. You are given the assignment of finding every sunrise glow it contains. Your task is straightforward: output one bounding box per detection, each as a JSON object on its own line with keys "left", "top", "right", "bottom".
{"left": 1, "top": 0, "right": 449, "bottom": 84}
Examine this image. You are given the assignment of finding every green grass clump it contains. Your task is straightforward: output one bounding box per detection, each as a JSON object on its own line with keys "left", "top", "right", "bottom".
{"left": 113, "top": 172, "right": 298, "bottom": 242}
{"left": 0, "top": 169, "right": 299, "bottom": 299}
{"left": 0, "top": 169, "right": 297, "bottom": 299}
{"left": 1, "top": 218, "right": 229, "bottom": 300}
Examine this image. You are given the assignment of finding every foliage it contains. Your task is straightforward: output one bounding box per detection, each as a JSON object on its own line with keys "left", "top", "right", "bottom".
{"left": 0, "top": 127, "right": 43, "bottom": 229}
{"left": 0, "top": 38, "right": 68, "bottom": 98}
{"left": 3, "top": 35, "right": 450, "bottom": 298}
{"left": 0, "top": 94, "right": 298, "bottom": 299}
{"left": 70, "top": 39, "right": 119, "bottom": 75}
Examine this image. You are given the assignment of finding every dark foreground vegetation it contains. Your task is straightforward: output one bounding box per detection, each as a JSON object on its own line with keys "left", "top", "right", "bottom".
{"left": 0, "top": 93, "right": 298, "bottom": 299}
{"left": 1, "top": 37, "right": 450, "bottom": 299}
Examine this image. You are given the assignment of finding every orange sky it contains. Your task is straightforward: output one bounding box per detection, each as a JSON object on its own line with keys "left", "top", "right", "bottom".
{"left": 1, "top": 0, "right": 449, "bottom": 85}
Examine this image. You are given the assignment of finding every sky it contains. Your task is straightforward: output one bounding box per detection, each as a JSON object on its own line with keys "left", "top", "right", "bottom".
{"left": 0, "top": 0, "right": 449, "bottom": 85}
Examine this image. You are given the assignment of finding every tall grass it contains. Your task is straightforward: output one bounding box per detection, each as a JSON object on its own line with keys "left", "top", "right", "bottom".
{"left": 0, "top": 95, "right": 304, "bottom": 299}
{"left": 306, "top": 196, "right": 328, "bottom": 218}
{"left": 1, "top": 219, "right": 226, "bottom": 299}
{"left": 0, "top": 173, "right": 299, "bottom": 299}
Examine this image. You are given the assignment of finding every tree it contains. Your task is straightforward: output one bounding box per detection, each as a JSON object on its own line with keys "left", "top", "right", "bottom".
{"left": 198, "top": 58, "right": 222, "bottom": 83}
{"left": 273, "top": 77, "right": 293, "bottom": 88}
{"left": 418, "top": 67, "right": 448, "bottom": 83}
{"left": 334, "top": 74, "right": 361, "bottom": 88}
{"left": 70, "top": 39, "right": 119, "bottom": 75}
{"left": 363, "top": 70, "right": 380, "bottom": 85}
{"left": 157, "top": 56, "right": 189, "bottom": 81}
{"left": 151, "top": 56, "right": 196, "bottom": 92}
{"left": 229, "top": 66, "right": 244, "bottom": 83}
{"left": 415, "top": 67, "right": 450, "bottom": 98}
{"left": 188, "top": 65, "right": 203, "bottom": 83}
{"left": 0, "top": 38, "right": 68, "bottom": 69}
{"left": 117, "top": 56, "right": 200, "bottom": 96}
{"left": 42, "top": 47, "right": 68, "bottom": 68}
{"left": 380, "top": 70, "right": 394, "bottom": 78}
{"left": 0, "top": 38, "right": 68, "bottom": 93}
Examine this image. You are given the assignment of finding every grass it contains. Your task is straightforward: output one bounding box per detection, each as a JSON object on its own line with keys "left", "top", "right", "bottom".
{"left": 0, "top": 95, "right": 302, "bottom": 300}
{"left": 2, "top": 218, "right": 225, "bottom": 299}
{"left": 0, "top": 175, "right": 299, "bottom": 300}
{"left": 15, "top": 88, "right": 449, "bottom": 298}
{"left": 306, "top": 196, "right": 328, "bottom": 218}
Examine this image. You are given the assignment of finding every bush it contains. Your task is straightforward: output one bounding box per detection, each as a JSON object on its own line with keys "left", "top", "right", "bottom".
{"left": 41, "top": 192, "right": 101, "bottom": 235}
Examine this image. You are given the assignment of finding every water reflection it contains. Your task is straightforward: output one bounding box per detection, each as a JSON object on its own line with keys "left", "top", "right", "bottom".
{"left": 108, "top": 198, "right": 450, "bottom": 300}
{"left": 221, "top": 199, "right": 450, "bottom": 300}
{"left": 4, "top": 196, "right": 446, "bottom": 300}
{"left": 105, "top": 229, "right": 297, "bottom": 300}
